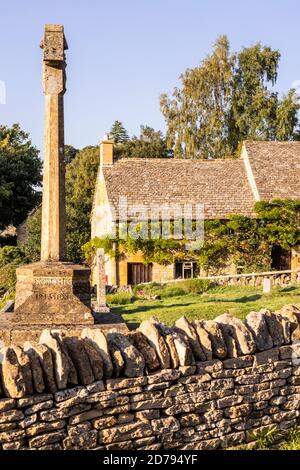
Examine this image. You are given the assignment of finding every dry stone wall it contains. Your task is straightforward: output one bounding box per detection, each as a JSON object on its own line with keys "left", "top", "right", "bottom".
{"left": 0, "top": 305, "right": 300, "bottom": 450}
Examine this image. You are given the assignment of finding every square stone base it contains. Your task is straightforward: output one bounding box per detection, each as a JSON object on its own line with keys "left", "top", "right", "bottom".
{"left": 0, "top": 320, "right": 129, "bottom": 347}
{"left": 12, "top": 261, "right": 94, "bottom": 325}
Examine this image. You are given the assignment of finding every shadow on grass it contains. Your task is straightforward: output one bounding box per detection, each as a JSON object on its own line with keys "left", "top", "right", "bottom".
{"left": 280, "top": 286, "right": 298, "bottom": 293}
{"left": 205, "top": 294, "right": 262, "bottom": 304}
{"left": 110, "top": 301, "right": 192, "bottom": 316}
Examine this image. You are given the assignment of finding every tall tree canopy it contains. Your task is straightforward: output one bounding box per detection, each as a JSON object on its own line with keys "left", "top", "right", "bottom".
{"left": 65, "top": 146, "right": 99, "bottom": 262}
{"left": 23, "top": 145, "right": 100, "bottom": 263}
{"left": 0, "top": 124, "right": 42, "bottom": 229}
{"left": 160, "top": 36, "right": 300, "bottom": 159}
{"left": 64, "top": 145, "right": 79, "bottom": 164}
{"left": 109, "top": 120, "right": 129, "bottom": 143}
{"left": 115, "top": 125, "right": 172, "bottom": 159}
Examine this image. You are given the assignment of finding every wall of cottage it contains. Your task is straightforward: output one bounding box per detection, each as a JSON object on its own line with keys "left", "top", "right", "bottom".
{"left": 0, "top": 305, "right": 300, "bottom": 450}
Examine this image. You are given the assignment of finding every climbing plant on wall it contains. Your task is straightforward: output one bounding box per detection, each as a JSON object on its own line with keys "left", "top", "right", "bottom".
{"left": 83, "top": 200, "right": 300, "bottom": 275}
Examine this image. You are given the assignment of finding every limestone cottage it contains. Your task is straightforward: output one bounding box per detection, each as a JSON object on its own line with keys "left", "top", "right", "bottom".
{"left": 91, "top": 140, "right": 300, "bottom": 286}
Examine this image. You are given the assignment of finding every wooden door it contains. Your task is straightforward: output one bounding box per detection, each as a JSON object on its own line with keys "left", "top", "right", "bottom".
{"left": 127, "top": 263, "right": 153, "bottom": 285}
{"left": 271, "top": 246, "right": 291, "bottom": 271}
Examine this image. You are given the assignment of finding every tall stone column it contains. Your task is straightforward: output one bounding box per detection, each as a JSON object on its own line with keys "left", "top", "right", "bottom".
{"left": 11, "top": 25, "right": 94, "bottom": 326}
{"left": 0, "top": 23, "right": 128, "bottom": 343}
{"left": 40, "top": 24, "right": 67, "bottom": 261}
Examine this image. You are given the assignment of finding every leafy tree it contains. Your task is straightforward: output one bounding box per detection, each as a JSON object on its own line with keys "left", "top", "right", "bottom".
{"left": 23, "top": 146, "right": 100, "bottom": 263}
{"left": 109, "top": 120, "right": 129, "bottom": 143}
{"left": 65, "top": 146, "right": 100, "bottom": 262}
{"left": 0, "top": 124, "right": 42, "bottom": 229}
{"left": 115, "top": 125, "right": 173, "bottom": 159}
{"left": 23, "top": 206, "right": 42, "bottom": 262}
{"left": 160, "top": 36, "right": 300, "bottom": 159}
{"left": 0, "top": 245, "right": 26, "bottom": 295}
{"left": 65, "top": 145, "right": 79, "bottom": 164}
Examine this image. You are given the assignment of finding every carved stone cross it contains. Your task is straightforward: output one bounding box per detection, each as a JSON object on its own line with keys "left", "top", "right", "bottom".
{"left": 40, "top": 24, "right": 68, "bottom": 262}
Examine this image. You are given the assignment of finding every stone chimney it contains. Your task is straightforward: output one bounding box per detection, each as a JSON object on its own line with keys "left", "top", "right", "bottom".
{"left": 100, "top": 135, "right": 114, "bottom": 166}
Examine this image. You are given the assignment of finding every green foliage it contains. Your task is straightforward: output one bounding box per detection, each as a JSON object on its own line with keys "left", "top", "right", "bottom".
{"left": 23, "top": 207, "right": 41, "bottom": 262}
{"left": 0, "top": 264, "right": 18, "bottom": 295}
{"left": 280, "top": 427, "right": 300, "bottom": 450}
{"left": 250, "top": 426, "right": 282, "bottom": 450}
{"left": 133, "top": 279, "right": 212, "bottom": 299}
{"left": 64, "top": 145, "right": 79, "bottom": 164}
{"left": 0, "top": 245, "right": 26, "bottom": 295}
{"left": 178, "top": 278, "right": 212, "bottom": 294}
{"left": 85, "top": 200, "right": 299, "bottom": 276}
{"left": 0, "top": 245, "right": 25, "bottom": 267}
{"left": 115, "top": 125, "right": 172, "bottom": 159}
{"left": 161, "top": 36, "right": 300, "bottom": 159}
{"left": 0, "top": 124, "right": 42, "bottom": 229}
{"left": 133, "top": 282, "right": 162, "bottom": 296}
{"left": 133, "top": 282, "right": 187, "bottom": 299}
{"left": 160, "top": 286, "right": 187, "bottom": 298}
{"left": 109, "top": 120, "right": 129, "bottom": 143}
{"left": 22, "top": 146, "right": 100, "bottom": 263}
{"left": 255, "top": 199, "right": 300, "bottom": 249}
{"left": 65, "top": 146, "right": 100, "bottom": 262}
{"left": 21, "top": 146, "right": 100, "bottom": 263}
{"left": 106, "top": 292, "right": 134, "bottom": 305}
{"left": 110, "top": 284, "right": 300, "bottom": 327}
{"left": 199, "top": 201, "right": 300, "bottom": 273}
{"left": 83, "top": 232, "right": 187, "bottom": 267}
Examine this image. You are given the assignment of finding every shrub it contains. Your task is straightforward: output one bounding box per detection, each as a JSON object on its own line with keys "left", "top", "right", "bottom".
{"left": 0, "top": 246, "right": 27, "bottom": 296}
{"left": 0, "top": 245, "right": 25, "bottom": 267}
{"left": 106, "top": 292, "right": 135, "bottom": 305}
{"left": 176, "top": 278, "right": 212, "bottom": 294}
{"left": 133, "top": 282, "right": 162, "bottom": 296}
{"left": 160, "top": 287, "right": 187, "bottom": 298}
{"left": 0, "top": 262, "right": 18, "bottom": 295}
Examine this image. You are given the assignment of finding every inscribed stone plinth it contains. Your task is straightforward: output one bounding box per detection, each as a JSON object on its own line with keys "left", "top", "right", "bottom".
{"left": 12, "top": 262, "right": 93, "bottom": 325}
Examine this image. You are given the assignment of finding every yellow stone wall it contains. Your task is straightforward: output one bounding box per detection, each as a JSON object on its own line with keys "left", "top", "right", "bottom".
{"left": 152, "top": 263, "right": 175, "bottom": 283}
{"left": 103, "top": 251, "right": 175, "bottom": 286}
{"left": 292, "top": 245, "right": 300, "bottom": 270}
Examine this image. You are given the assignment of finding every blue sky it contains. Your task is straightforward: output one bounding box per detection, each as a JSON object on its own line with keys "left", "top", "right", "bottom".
{"left": 1, "top": 0, "right": 300, "bottom": 155}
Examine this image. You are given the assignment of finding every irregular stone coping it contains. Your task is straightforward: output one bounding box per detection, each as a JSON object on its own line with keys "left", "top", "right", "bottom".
{"left": 0, "top": 304, "right": 299, "bottom": 399}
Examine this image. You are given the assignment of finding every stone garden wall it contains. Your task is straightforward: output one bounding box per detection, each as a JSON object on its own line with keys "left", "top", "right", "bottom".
{"left": 200, "top": 270, "right": 300, "bottom": 287}
{"left": 0, "top": 305, "right": 300, "bottom": 450}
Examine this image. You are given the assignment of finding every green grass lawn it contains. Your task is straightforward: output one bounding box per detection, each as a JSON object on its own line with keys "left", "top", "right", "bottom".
{"left": 109, "top": 284, "right": 300, "bottom": 328}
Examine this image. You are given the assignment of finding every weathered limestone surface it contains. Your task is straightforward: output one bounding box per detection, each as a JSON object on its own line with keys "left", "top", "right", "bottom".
{"left": 193, "top": 320, "right": 213, "bottom": 361}
{"left": 11, "top": 24, "right": 94, "bottom": 326}
{"left": 138, "top": 318, "right": 170, "bottom": 369}
{"left": 23, "top": 342, "right": 45, "bottom": 394}
{"left": 106, "top": 332, "right": 145, "bottom": 378}
{"left": 201, "top": 320, "right": 228, "bottom": 359}
{"left": 81, "top": 329, "right": 113, "bottom": 378}
{"left": 245, "top": 311, "right": 273, "bottom": 351}
{"left": 215, "top": 314, "right": 256, "bottom": 356}
{"left": 0, "top": 305, "right": 299, "bottom": 450}
{"left": 175, "top": 317, "right": 206, "bottom": 361}
{"left": 1, "top": 348, "right": 26, "bottom": 398}
{"left": 127, "top": 331, "right": 159, "bottom": 371}
{"left": 39, "top": 330, "right": 70, "bottom": 390}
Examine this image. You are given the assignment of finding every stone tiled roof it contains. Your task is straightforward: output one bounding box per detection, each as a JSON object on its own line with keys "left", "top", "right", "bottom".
{"left": 244, "top": 141, "right": 300, "bottom": 201}
{"left": 102, "top": 158, "right": 256, "bottom": 220}
{"left": 99, "top": 141, "right": 300, "bottom": 221}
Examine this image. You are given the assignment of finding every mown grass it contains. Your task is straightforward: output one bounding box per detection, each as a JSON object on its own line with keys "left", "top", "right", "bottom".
{"left": 108, "top": 284, "right": 300, "bottom": 328}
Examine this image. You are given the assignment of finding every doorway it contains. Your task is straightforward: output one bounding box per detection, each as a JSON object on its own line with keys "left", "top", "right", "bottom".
{"left": 271, "top": 246, "right": 291, "bottom": 271}
{"left": 127, "top": 263, "right": 153, "bottom": 285}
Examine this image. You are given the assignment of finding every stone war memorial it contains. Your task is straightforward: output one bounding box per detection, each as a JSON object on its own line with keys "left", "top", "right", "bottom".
{"left": 0, "top": 24, "right": 125, "bottom": 346}
{"left": 0, "top": 24, "right": 300, "bottom": 453}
